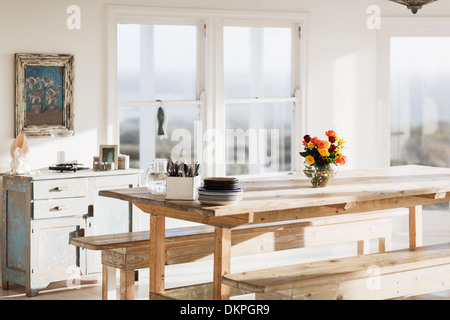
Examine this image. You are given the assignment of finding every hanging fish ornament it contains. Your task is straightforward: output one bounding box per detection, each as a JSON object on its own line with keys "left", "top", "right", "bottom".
{"left": 156, "top": 100, "right": 168, "bottom": 139}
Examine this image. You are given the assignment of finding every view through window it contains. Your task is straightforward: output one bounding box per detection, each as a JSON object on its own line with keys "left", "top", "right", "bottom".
{"left": 118, "top": 24, "right": 200, "bottom": 169}
{"left": 117, "top": 19, "right": 300, "bottom": 176}
{"left": 390, "top": 37, "right": 450, "bottom": 212}
{"left": 224, "top": 26, "right": 294, "bottom": 175}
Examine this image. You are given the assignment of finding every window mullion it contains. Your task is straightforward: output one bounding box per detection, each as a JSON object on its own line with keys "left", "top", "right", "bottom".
{"left": 140, "top": 25, "right": 155, "bottom": 166}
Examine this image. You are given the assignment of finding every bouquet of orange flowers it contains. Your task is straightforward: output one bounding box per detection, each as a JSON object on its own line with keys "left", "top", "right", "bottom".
{"left": 300, "top": 130, "right": 346, "bottom": 187}
{"left": 300, "top": 130, "right": 346, "bottom": 168}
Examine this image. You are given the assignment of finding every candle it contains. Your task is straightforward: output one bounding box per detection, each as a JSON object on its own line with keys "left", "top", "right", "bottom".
{"left": 57, "top": 151, "right": 66, "bottom": 164}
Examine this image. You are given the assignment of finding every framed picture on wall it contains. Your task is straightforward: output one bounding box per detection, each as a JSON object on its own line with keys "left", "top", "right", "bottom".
{"left": 99, "top": 145, "right": 118, "bottom": 169}
{"left": 15, "top": 53, "right": 74, "bottom": 137}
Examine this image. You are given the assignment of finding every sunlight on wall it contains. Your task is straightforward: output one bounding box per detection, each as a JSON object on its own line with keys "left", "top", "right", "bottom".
{"left": 332, "top": 52, "right": 358, "bottom": 169}
{"left": 0, "top": 128, "right": 98, "bottom": 173}
{"left": 0, "top": 154, "right": 10, "bottom": 173}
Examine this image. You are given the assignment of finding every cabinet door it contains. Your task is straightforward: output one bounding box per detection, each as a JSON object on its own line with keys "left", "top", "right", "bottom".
{"left": 86, "top": 174, "right": 139, "bottom": 274}
{"left": 2, "top": 178, "right": 31, "bottom": 289}
{"left": 30, "top": 217, "right": 84, "bottom": 295}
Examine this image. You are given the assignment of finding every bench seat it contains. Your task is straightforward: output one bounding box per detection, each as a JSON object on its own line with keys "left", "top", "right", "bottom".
{"left": 222, "top": 242, "right": 450, "bottom": 300}
{"left": 70, "top": 209, "right": 406, "bottom": 300}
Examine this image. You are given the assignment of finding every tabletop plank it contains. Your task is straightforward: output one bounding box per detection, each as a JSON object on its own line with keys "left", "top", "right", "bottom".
{"left": 99, "top": 166, "right": 450, "bottom": 220}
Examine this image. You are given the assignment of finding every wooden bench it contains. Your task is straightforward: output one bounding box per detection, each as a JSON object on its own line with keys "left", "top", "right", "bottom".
{"left": 70, "top": 209, "right": 406, "bottom": 300}
{"left": 222, "top": 242, "right": 450, "bottom": 300}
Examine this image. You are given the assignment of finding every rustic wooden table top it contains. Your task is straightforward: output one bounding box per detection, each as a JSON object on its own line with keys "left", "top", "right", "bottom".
{"left": 99, "top": 165, "right": 450, "bottom": 225}
{"left": 99, "top": 165, "right": 450, "bottom": 213}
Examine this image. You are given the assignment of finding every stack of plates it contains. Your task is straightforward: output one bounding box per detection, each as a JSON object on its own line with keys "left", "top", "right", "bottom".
{"left": 198, "top": 177, "right": 243, "bottom": 205}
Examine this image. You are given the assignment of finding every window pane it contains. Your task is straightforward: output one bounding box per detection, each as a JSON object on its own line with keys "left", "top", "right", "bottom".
{"left": 225, "top": 102, "right": 293, "bottom": 175}
{"left": 117, "top": 24, "right": 143, "bottom": 102}
{"left": 120, "top": 105, "right": 200, "bottom": 169}
{"left": 118, "top": 24, "right": 197, "bottom": 102}
{"left": 224, "top": 26, "right": 292, "bottom": 99}
{"left": 390, "top": 37, "right": 450, "bottom": 168}
{"left": 390, "top": 37, "right": 450, "bottom": 211}
{"left": 119, "top": 106, "right": 140, "bottom": 168}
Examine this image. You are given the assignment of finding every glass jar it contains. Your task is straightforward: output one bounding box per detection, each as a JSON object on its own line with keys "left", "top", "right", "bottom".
{"left": 303, "top": 164, "right": 338, "bottom": 188}
{"left": 145, "top": 158, "right": 168, "bottom": 195}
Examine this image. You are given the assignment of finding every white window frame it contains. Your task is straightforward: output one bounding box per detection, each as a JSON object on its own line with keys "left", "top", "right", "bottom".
{"left": 221, "top": 19, "right": 302, "bottom": 176}
{"left": 106, "top": 6, "right": 308, "bottom": 177}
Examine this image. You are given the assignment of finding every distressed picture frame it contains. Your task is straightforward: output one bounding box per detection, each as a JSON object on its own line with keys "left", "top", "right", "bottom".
{"left": 15, "top": 53, "right": 74, "bottom": 137}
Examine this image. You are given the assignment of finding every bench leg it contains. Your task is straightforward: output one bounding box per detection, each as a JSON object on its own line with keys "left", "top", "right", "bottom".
{"left": 357, "top": 240, "right": 370, "bottom": 255}
{"left": 379, "top": 234, "right": 392, "bottom": 252}
{"left": 213, "top": 228, "right": 231, "bottom": 300}
{"left": 409, "top": 205, "right": 423, "bottom": 248}
{"left": 102, "top": 265, "right": 117, "bottom": 300}
{"left": 120, "top": 270, "right": 135, "bottom": 300}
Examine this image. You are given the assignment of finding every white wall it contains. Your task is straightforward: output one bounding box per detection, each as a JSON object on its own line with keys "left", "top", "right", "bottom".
{"left": 0, "top": 0, "right": 106, "bottom": 171}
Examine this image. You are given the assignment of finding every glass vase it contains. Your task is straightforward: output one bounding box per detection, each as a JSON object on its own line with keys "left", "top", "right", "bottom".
{"left": 303, "top": 164, "right": 338, "bottom": 188}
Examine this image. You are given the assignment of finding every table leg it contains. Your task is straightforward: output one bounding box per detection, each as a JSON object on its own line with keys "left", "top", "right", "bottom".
{"left": 213, "top": 227, "right": 231, "bottom": 300}
{"left": 149, "top": 215, "right": 165, "bottom": 299}
{"left": 409, "top": 205, "right": 423, "bottom": 248}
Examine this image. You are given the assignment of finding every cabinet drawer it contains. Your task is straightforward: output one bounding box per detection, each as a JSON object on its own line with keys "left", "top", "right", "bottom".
{"left": 33, "top": 179, "right": 88, "bottom": 200}
{"left": 33, "top": 197, "right": 88, "bottom": 219}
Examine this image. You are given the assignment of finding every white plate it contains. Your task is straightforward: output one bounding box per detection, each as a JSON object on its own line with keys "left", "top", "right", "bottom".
{"left": 198, "top": 200, "right": 240, "bottom": 206}
{"left": 197, "top": 187, "right": 242, "bottom": 194}
{"left": 198, "top": 192, "right": 242, "bottom": 198}
{"left": 198, "top": 193, "right": 243, "bottom": 199}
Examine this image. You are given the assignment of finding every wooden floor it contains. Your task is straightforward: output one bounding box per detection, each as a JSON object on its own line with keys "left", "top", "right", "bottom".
{"left": 1, "top": 272, "right": 449, "bottom": 300}
{"left": 2, "top": 231, "right": 450, "bottom": 300}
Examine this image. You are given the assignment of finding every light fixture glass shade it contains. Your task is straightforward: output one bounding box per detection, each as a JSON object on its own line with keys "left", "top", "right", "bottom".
{"left": 388, "top": 0, "right": 438, "bottom": 14}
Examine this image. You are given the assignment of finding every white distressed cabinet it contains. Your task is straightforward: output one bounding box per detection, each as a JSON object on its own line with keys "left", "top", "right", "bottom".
{"left": 1, "top": 169, "right": 140, "bottom": 296}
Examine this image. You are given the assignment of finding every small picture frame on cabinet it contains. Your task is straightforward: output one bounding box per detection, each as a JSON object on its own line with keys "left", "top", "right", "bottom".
{"left": 99, "top": 145, "right": 118, "bottom": 170}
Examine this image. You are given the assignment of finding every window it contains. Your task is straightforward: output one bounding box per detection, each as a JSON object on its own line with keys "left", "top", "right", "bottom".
{"left": 117, "top": 22, "right": 204, "bottom": 169}
{"left": 390, "top": 37, "right": 450, "bottom": 213}
{"left": 224, "top": 25, "right": 296, "bottom": 175}
{"left": 109, "top": 7, "right": 305, "bottom": 177}
{"left": 390, "top": 37, "right": 450, "bottom": 169}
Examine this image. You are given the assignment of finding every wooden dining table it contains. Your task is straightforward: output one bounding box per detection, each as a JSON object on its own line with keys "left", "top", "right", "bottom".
{"left": 99, "top": 165, "right": 450, "bottom": 300}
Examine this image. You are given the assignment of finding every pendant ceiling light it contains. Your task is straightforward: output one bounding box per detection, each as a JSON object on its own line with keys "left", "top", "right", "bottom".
{"left": 388, "top": 0, "right": 438, "bottom": 14}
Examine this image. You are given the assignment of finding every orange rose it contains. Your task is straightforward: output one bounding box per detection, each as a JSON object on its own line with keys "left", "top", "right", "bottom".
{"left": 336, "top": 155, "right": 346, "bottom": 166}
{"left": 317, "top": 140, "right": 329, "bottom": 150}
{"left": 325, "top": 130, "right": 336, "bottom": 137}
{"left": 310, "top": 137, "right": 319, "bottom": 146}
